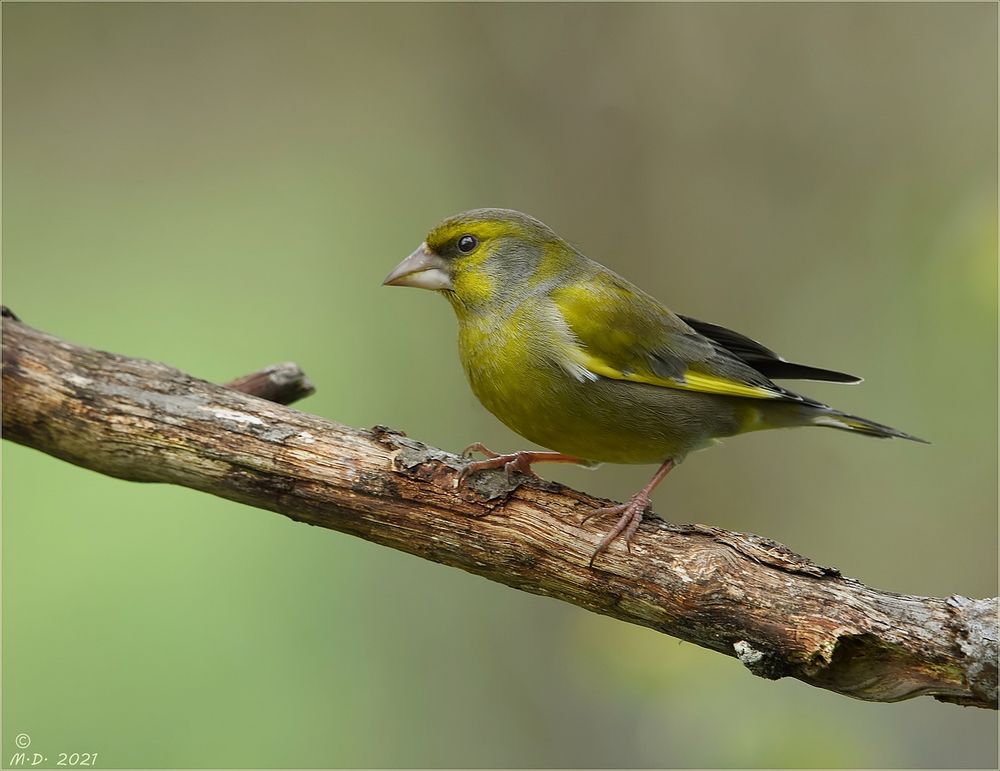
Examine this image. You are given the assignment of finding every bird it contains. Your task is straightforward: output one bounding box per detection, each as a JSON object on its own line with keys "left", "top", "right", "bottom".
{"left": 383, "top": 208, "right": 925, "bottom": 565}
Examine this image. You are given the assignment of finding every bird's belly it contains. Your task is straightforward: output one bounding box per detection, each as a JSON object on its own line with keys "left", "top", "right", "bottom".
{"left": 458, "top": 323, "right": 746, "bottom": 464}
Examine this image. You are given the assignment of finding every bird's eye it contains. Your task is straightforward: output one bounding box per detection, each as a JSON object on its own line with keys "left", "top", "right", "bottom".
{"left": 457, "top": 234, "right": 478, "bottom": 254}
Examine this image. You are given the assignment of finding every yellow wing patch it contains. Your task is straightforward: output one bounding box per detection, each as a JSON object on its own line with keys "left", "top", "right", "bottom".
{"left": 670, "top": 371, "right": 784, "bottom": 399}
{"left": 571, "top": 349, "right": 784, "bottom": 400}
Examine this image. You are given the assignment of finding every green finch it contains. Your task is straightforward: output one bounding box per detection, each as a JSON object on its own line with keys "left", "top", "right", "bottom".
{"left": 383, "top": 209, "right": 925, "bottom": 564}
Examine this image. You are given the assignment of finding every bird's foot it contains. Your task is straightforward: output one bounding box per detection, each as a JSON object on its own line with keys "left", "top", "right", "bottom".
{"left": 581, "top": 458, "right": 675, "bottom": 567}
{"left": 458, "top": 444, "right": 585, "bottom": 486}
{"left": 581, "top": 492, "right": 653, "bottom": 567}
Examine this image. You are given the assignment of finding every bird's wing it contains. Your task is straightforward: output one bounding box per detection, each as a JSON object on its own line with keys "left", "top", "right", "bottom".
{"left": 677, "top": 315, "right": 861, "bottom": 384}
{"left": 550, "top": 271, "right": 811, "bottom": 403}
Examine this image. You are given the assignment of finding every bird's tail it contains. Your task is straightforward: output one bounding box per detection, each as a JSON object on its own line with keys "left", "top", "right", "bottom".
{"left": 809, "top": 409, "right": 928, "bottom": 443}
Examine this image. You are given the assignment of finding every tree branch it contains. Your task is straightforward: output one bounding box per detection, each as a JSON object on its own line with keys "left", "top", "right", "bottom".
{"left": 2, "top": 310, "right": 996, "bottom": 709}
{"left": 224, "top": 362, "right": 315, "bottom": 405}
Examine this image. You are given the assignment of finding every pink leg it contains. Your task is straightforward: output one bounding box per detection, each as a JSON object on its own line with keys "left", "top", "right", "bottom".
{"left": 458, "top": 443, "right": 588, "bottom": 485}
{"left": 582, "top": 459, "right": 675, "bottom": 567}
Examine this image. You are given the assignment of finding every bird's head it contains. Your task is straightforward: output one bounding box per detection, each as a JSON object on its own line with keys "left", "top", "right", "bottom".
{"left": 383, "top": 209, "right": 573, "bottom": 315}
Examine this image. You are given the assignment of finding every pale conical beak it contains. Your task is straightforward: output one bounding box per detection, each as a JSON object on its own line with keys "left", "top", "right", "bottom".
{"left": 382, "top": 243, "right": 453, "bottom": 290}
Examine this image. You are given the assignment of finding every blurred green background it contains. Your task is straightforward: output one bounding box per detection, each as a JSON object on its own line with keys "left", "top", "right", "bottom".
{"left": 3, "top": 3, "right": 996, "bottom": 768}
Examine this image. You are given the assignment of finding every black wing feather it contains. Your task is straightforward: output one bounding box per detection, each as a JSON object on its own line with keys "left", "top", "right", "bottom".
{"left": 679, "top": 315, "right": 862, "bottom": 384}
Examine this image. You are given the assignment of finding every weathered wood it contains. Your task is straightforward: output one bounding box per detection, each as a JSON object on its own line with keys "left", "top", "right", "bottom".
{"left": 2, "top": 311, "right": 996, "bottom": 709}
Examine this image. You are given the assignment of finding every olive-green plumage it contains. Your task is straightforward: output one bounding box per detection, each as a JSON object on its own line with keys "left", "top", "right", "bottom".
{"left": 384, "top": 208, "right": 924, "bottom": 469}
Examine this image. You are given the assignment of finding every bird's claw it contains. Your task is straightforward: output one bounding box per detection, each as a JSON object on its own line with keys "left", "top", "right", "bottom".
{"left": 460, "top": 442, "right": 501, "bottom": 461}
{"left": 456, "top": 449, "right": 541, "bottom": 488}
{"left": 583, "top": 494, "right": 652, "bottom": 567}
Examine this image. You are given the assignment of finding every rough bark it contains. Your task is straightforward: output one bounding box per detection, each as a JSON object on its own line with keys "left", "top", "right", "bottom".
{"left": 2, "top": 310, "right": 996, "bottom": 709}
